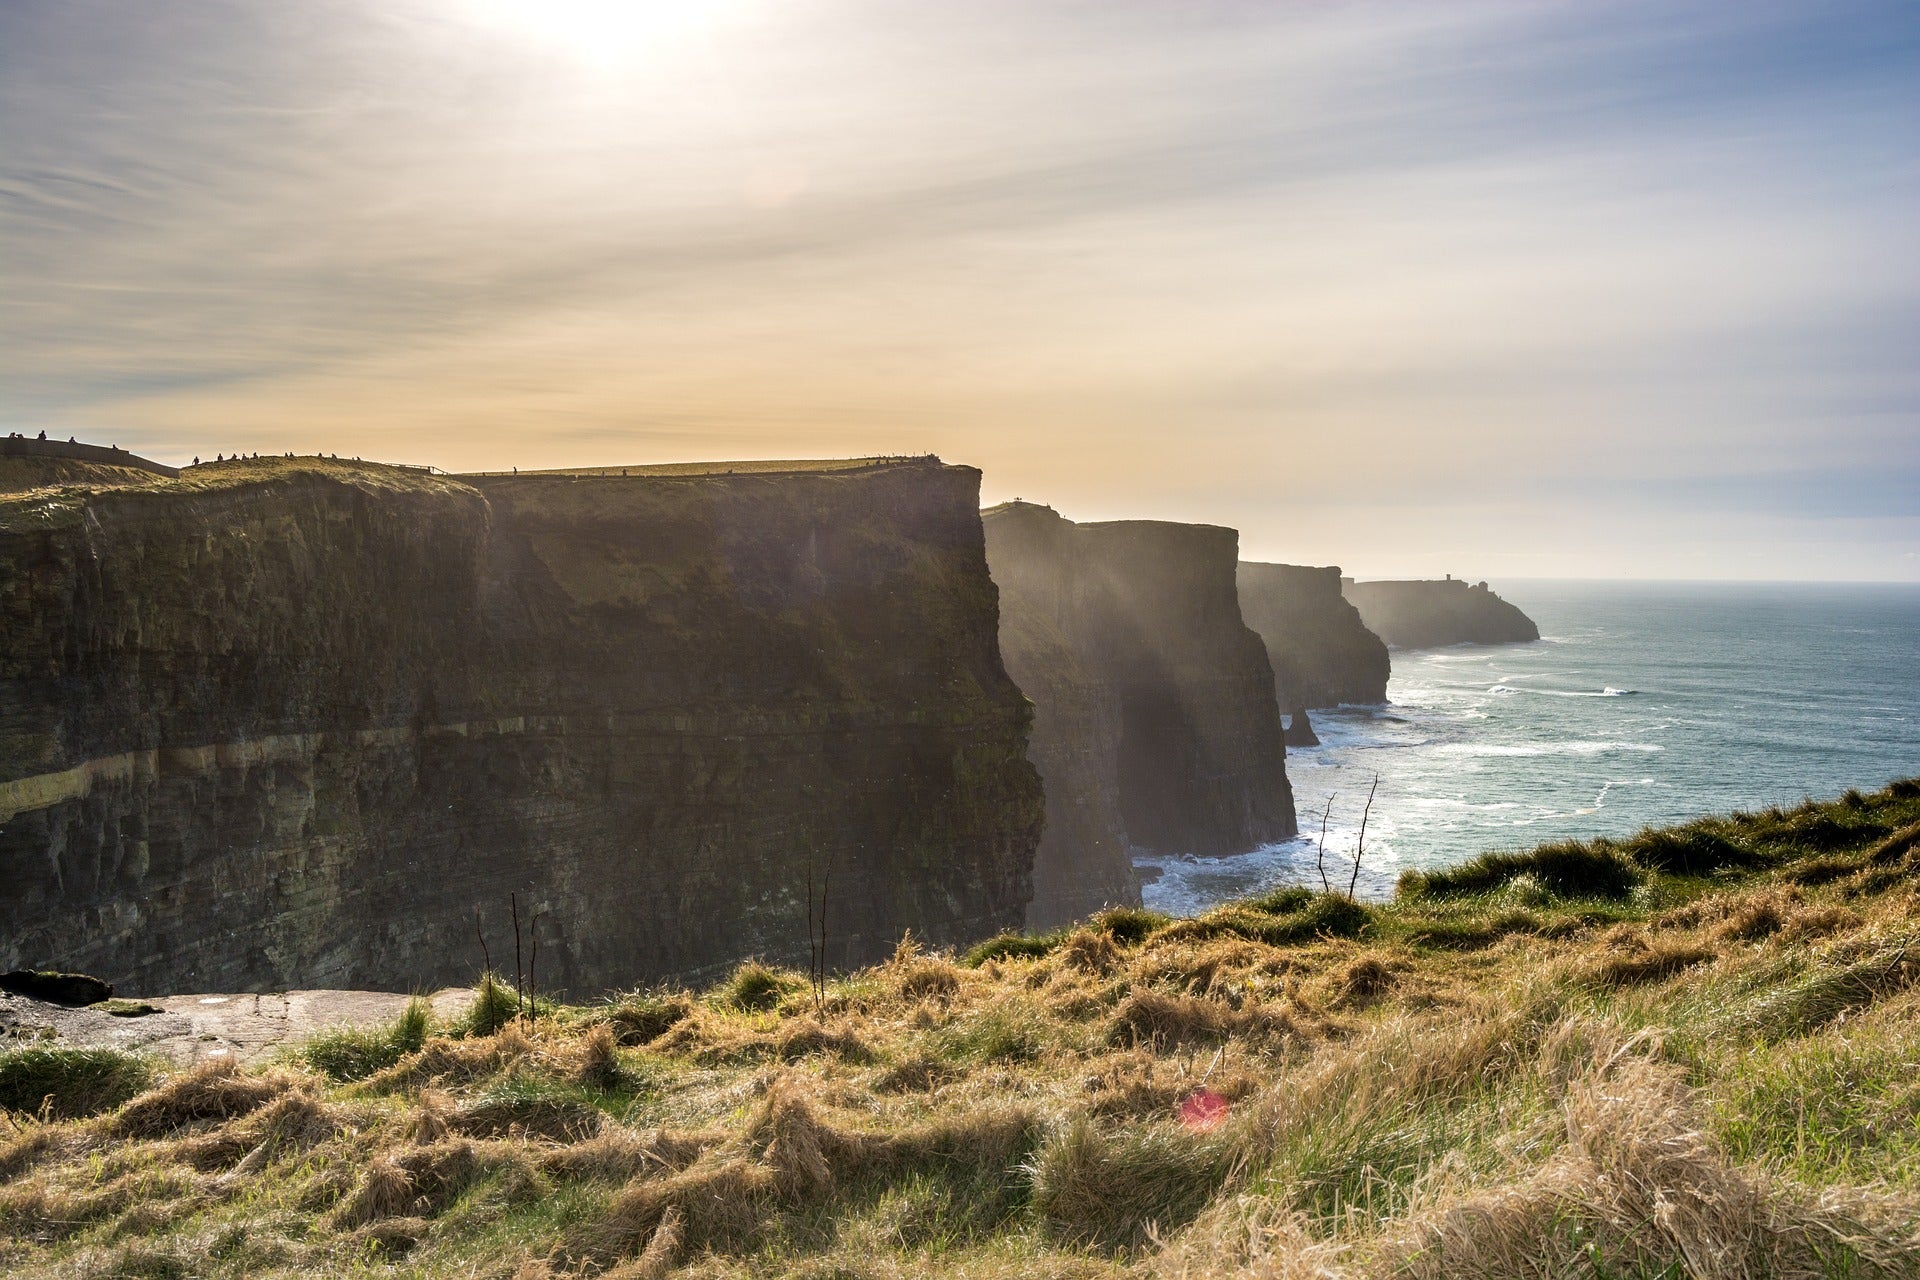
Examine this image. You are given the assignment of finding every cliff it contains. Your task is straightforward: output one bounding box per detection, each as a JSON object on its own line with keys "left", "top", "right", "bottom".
{"left": 984, "top": 504, "right": 1295, "bottom": 927}
{"left": 1342, "top": 577, "right": 1540, "bottom": 648}
{"left": 983, "top": 508, "right": 1136, "bottom": 930}
{"left": 1237, "top": 562, "right": 1390, "bottom": 710}
{"left": 0, "top": 456, "right": 1043, "bottom": 995}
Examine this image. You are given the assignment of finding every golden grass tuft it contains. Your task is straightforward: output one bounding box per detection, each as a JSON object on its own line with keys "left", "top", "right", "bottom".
{"left": 1059, "top": 929, "right": 1124, "bottom": 975}
{"left": 359, "top": 1023, "right": 537, "bottom": 1094}
{"left": 1383, "top": 1054, "right": 1920, "bottom": 1279}
{"left": 572, "top": 1023, "right": 623, "bottom": 1089}
{"left": 106, "top": 1059, "right": 298, "bottom": 1138}
{"left": 576, "top": 1158, "right": 778, "bottom": 1262}
{"left": 1109, "top": 990, "right": 1302, "bottom": 1049}
{"left": 602, "top": 1204, "right": 683, "bottom": 1279}
{"left": 1032, "top": 1116, "right": 1241, "bottom": 1253}
{"left": 328, "top": 1154, "right": 416, "bottom": 1229}
{"left": 1128, "top": 938, "right": 1278, "bottom": 997}
{"left": 541, "top": 1125, "right": 714, "bottom": 1181}
{"left": 1574, "top": 926, "right": 1717, "bottom": 987}
{"left": 327, "top": 1138, "right": 490, "bottom": 1229}
{"left": 1085, "top": 1051, "right": 1259, "bottom": 1121}
{"left": 774, "top": 1018, "right": 874, "bottom": 1064}
{"left": 601, "top": 992, "right": 698, "bottom": 1046}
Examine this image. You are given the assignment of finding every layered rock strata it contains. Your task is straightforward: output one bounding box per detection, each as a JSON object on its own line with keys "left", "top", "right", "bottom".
{"left": 1237, "top": 562, "right": 1391, "bottom": 709}
{"left": 985, "top": 504, "right": 1295, "bottom": 928}
{"left": 0, "top": 457, "right": 1043, "bottom": 995}
{"left": 1343, "top": 577, "right": 1540, "bottom": 648}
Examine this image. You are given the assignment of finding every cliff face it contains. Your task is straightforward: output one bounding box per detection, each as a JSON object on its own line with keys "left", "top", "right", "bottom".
{"left": 0, "top": 457, "right": 1042, "bottom": 995}
{"left": 985, "top": 504, "right": 1294, "bottom": 926}
{"left": 983, "top": 508, "right": 1135, "bottom": 930}
{"left": 1342, "top": 578, "right": 1540, "bottom": 648}
{"left": 1237, "top": 562, "right": 1390, "bottom": 710}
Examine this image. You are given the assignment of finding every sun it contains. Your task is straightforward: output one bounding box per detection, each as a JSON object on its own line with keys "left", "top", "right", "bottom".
{"left": 461, "top": 0, "right": 736, "bottom": 66}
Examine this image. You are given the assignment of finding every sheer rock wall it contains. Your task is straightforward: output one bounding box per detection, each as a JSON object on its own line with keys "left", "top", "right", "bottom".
{"left": 0, "top": 458, "right": 1042, "bottom": 995}
{"left": 985, "top": 504, "right": 1295, "bottom": 927}
{"left": 1238, "top": 562, "right": 1391, "bottom": 709}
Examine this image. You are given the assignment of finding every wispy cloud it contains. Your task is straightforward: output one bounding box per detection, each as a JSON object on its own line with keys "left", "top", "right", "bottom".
{"left": 1, "top": 0, "right": 1914, "bottom": 576}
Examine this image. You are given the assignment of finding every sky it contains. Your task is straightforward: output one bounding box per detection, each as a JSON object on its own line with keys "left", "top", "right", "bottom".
{"left": 2, "top": 0, "right": 1916, "bottom": 579}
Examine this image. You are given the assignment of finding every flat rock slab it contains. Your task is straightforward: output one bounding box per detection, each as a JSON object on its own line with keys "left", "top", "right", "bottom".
{"left": 0, "top": 988, "right": 475, "bottom": 1066}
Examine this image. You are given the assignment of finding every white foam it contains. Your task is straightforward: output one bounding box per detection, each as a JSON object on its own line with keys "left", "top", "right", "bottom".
{"left": 1433, "top": 741, "right": 1663, "bottom": 757}
{"left": 1135, "top": 833, "right": 1401, "bottom": 916}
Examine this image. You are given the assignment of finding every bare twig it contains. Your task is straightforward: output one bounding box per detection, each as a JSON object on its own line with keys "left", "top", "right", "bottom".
{"left": 510, "top": 892, "right": 525, "bottom": 1021}
{"left": 817, "top": 867, "right": 830, "bottom": 1012}
{"left": 475, "top": 909, "right": 492, "bottom": 977}
{"left": 806, "top": 859, "right": 814, "bottom": 1020}
{"left": 1348, "top": 774, "right": 1380, "bottom": 901}
{"left": 527, "top": 914, "right": 540, "bottom": 1027}
{"left": 1317, "top": 793, "right": 1336, "bottom": 895}
{"left": 805, "top": 850, "right": 833, "bottom": 1016}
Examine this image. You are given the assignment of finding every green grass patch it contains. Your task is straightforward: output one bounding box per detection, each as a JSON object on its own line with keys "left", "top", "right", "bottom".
{"left": 1157, "top": 893, "right": 1372, "bottom": 947}
{"left": 1031, "top": 1117, "right": 1239, "bottom": 1253}
{"left": 962, "top": 931, "right": 1064, "bottom": 967}
{"left": 1713, "top": 1019, "right": 1920, "bottom": 1190}
{"left": 1399, "top": 838, "right": 1641, "bottom": 900}
{"left": 1089, "top": 906, "right": 1171, "bottom": 946}
{"left": 718, "top": 961, "right": 803, "bottom": 1012}
{"left": 464, "top": 973, "right": 523, "bottom": 1036}
{"left": 1618, "top": 822, "right": 1768, "bottom": 875}
{"left": 460, "top": 1072, "right": 607, "bottom": 1140}
{"left": 0, "top": 1046, "right": 154, "bottom": 1118}
{"left": 597, "top": 990, "right": 696, "bottom": 1046}
{"left": 299, "top": 997, "right": 433, "bottom": 1081}
{"left": 932, "top": 1002, "right": 1052, "bottom": 1064}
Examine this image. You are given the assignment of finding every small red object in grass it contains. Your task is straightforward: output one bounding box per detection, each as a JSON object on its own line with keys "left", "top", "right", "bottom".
{"left": 1179, "top": 1088, "right": 1228, "bottom": 1131}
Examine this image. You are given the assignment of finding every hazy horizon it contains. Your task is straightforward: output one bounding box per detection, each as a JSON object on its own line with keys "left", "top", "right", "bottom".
{"left": 4, "top": 0, "right": 1916, "bottom": 580}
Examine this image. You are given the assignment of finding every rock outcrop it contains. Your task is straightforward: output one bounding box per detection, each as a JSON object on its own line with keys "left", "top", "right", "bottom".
{"left": 1282, "top": 706, "right": 1319, "bottom": 748}
{"left": 0, "top": 456, "right": 1043, "bottom": 996}
{"left": 1342, "top": 577, "right": 1540, "bottom": 648}
{"left": 1237, "top": 562, "right": 1390, "bottom": 709}
{"left": 984, "top": 504, "right": 1295, "bottom": 927}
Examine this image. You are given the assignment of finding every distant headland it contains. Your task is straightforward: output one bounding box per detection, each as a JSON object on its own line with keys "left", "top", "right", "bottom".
{"left": 1342, "top": 575, "right": 1540, "bottom": 648}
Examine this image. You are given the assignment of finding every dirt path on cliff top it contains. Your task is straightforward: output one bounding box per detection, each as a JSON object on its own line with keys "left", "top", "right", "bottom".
{"left": 0, "top": 988, "right": 475, "bottom": 1066}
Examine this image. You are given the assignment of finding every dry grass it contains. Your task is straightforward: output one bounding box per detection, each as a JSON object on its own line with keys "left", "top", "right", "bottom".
{"left": 3, "top": 781, "right": 1918, "bottom": 1277}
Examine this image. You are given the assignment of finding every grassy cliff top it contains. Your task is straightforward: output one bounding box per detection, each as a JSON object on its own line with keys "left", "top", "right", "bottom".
{"left": 0, "top": 456, "right": 953, "bottom": 534}
{"left": 0, "top": 456, "right": 475, "bottom": 536}
{"left": 462, "top": 457, "right": 943, "bottom": 479}
{"left": 5, "top": 782, "right": 1919, "bottom": 1278}
{"left": 0, "top": 457, "right": 167, "bottom": 495}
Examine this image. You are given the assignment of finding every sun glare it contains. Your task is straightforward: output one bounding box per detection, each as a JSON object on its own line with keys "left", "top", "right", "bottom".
{"left": 462, "top": 0, "right": 735, "bottom": 66}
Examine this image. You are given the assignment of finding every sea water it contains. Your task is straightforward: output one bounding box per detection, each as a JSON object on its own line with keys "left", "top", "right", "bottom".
{"left": 1137, "top": 581, "right": 1920, "bottom": 915}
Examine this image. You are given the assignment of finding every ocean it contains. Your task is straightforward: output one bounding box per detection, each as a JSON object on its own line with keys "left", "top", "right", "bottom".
{"left": 1137, "top": 580, "right": 1920, "bottom": 915}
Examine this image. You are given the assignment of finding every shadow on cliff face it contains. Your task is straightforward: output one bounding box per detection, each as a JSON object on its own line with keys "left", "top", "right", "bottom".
{"left": 984, "top": 503, "right": 1295, "bottom": 932}
{"left": 1238, "top": 561, "right": 1391, "bottom": 711}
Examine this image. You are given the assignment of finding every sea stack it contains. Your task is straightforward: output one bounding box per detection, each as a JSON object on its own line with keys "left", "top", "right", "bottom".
{"left": 0, "top": 456, "right": 1044, "bottom": 995}
{"left": 1342, "top": 576, "right": 1540, "bottom": 648}
{"left": 985, "top": 502, "right": 1296, "bottom": 928}
{"left": 1238, "top": 562, "right": 1391, "bottom": 708}
{"left": 1283, "top": 706, "right": 1320, "bottom": 748}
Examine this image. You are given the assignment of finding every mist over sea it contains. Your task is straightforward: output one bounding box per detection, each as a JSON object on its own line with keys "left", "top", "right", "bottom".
{"left": 1139, "top": 580, "right": 1920, "bottom": 915}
